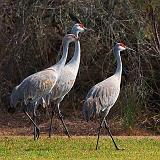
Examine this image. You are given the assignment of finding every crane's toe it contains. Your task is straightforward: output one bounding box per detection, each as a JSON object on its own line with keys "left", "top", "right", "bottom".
{"left": 116, "top": 146, "right": 125, "bottom": 151}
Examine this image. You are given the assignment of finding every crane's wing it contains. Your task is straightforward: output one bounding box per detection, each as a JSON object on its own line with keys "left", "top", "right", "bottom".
{"left": 83, "top": 79, "right": 120, "bottom": 120}
{"left": 83, "top": 84, "right": 104, "bottom": 116}
{"left": 20, "top": 69, "right": 58, "bottom": 103}
{"left": 50, "top": 68, "right": 76, "bottom": 101}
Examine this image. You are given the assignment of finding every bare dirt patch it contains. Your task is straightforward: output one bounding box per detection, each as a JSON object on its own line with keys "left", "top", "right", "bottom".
{"left": 0, "top": 109, "right": 155, "bottom": 137}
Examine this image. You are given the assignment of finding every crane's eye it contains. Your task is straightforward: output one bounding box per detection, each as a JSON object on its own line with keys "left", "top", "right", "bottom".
{"left": 120, "top": 43, "right": 126, "bottom": 48}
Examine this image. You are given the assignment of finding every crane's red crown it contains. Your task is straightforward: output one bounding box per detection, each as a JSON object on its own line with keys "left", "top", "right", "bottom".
{"left": 120, "top": 43, "right": 126, "bottom": 48}
{"left": 79, "top": 23, "right": 84, "bottom": 28}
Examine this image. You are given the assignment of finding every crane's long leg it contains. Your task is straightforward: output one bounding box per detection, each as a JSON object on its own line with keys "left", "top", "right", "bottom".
{"left": 23, "top": 108, "right": 40, "bottom": 140}
{"left": 48, "top": 104, "right": 56, "bottom": 138}
{"left": 57, "top": 103, "right": 70, "bottom": 138}
{"left": 32, "top": 107, "right": 39, "bottom": 140}
{"left": 104, "top": 119, "right": 123, "bottom": 150}
{"left": 96, "top": 118, "right": 105, "bottom": 150}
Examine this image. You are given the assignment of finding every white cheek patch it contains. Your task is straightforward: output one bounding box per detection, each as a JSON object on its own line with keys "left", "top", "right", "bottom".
{"left": 79, "top": 27, "right": 84, "bottom": 32}
{"left": 119, "top": 46, "right": 126, "bottom": 50}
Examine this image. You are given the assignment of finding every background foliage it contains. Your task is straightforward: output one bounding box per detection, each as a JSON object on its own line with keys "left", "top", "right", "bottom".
{"left": 0, "top": 0, "right": 160, "bottom": 134}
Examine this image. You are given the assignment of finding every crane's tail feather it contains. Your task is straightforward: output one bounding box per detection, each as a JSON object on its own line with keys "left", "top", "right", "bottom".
{"left": 82, "top": 101, "right": 90, "bottom": 122}
{"left": 8, "top": 94, "right": 16, "bottom": 113}
{"left": 83, "top": 95, "right": 104, "bottom": 121}
{"left": 82, "top": 97, "right": 97, "bottom": 121}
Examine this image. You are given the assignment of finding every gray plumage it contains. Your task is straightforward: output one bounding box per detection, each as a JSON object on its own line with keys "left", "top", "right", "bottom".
{"left": 50, "top": 24, "right": 84, "bottom": 102}
{"left": 9, "top": 34, "right": 78, "bottom": 140}
{"left": 10, "top": 69, "right": 57, "bottom": 107}
{"left": 83, "top": 74, "right": 121, "bottom": 120}
{"left": 83, "top": 43, "right": 134, "bottom": 150}
{"left": 47, "top": 23, "right": 86, "bottom": 137}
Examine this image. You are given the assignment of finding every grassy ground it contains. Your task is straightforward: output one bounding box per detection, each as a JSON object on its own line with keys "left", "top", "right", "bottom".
{"left": 0, "top": 136, "right": 159, "bottom": 160}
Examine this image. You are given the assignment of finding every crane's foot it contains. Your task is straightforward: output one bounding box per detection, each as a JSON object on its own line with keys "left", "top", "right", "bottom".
{"left": 48, "top": 132, "right": 51, "bottom": 138}
{"left": 64, "top": 130, "right": 71, "bottom": 138}
{"left": 48, "top": 126, "right": 52, "bottom": 138}
{"left": 35, "top": 127, "right": 40, "bottom": 140}
{"left": 116, "top": 147, "right": 125, "bottom": 151}
{"left": 48, "top": 134, "right": 51, "bottom": 138}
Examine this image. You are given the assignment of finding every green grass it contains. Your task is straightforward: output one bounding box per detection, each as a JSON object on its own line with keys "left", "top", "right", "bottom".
{"left": 0, "top": 136, "right": 159, "bottom": 160}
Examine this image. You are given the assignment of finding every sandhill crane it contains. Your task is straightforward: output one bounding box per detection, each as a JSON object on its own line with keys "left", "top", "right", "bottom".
{"left": 83, "top": 43, "right": 134, "bottom": 150}
{"left": 48, "top": 14, "right": 92, "bottom": 137}
{"left": 9, "top": 34, "right": 78, "bottom": 140}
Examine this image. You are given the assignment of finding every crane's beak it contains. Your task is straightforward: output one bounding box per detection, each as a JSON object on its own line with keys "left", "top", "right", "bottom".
{"left": 84, "top": 27, "right": 95, "bottom": 32}
{"left": 126, "top": 47, "right": 136, "bottom": 52}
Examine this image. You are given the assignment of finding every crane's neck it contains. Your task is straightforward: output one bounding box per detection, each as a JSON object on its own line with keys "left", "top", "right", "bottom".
{"left": 54, "top": 41, "right": 69, "bottom": 68}
{"left": 71, "top": 28, "right": 79, "bottom": 37}
{"left": 65, "top": 28, "right": 80, "bottom": 69}
{"left": 114, "top": 48, "right": 122, "bottom": 81}
{"left": 67, "top": 40, "right": 80, "bottom": 69}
